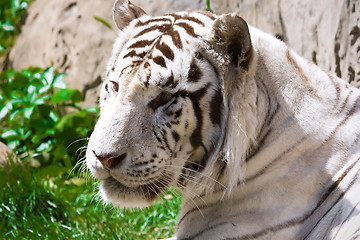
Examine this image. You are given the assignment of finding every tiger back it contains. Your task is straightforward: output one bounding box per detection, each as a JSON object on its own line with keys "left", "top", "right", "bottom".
{"left": 86, "top": 1, "right": 360, "bottom": 239}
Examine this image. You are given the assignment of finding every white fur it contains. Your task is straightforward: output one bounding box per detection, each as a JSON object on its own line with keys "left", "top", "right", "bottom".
{"left": 87, "top": 3, "right": 360, "bottom": 239}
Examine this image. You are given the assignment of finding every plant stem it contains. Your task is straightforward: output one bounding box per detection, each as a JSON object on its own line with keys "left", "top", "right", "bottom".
{"left": 205, "top": 0, "right": 213, "bottom": 12}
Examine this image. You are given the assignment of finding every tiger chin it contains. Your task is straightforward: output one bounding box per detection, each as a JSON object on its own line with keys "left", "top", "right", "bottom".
{"left": 86, "top": 0, "right": 360, "bottom": 239}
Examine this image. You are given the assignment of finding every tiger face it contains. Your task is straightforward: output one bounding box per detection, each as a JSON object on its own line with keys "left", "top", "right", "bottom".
{"left": 86, "top": 0, "right": 253, "bottom": 207}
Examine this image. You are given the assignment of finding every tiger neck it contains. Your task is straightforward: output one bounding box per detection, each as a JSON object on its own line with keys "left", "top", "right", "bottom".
{"left": 177, "top": 26, "right": 359, "bottom": 238}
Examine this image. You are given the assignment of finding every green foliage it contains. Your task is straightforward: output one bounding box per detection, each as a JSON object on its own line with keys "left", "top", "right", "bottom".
{"left": 0, "top": 162, "right": 181, "bottom": 239}
{"left": 0, "top": 66, "right": 98, "bottom": 170}
{"left": 205, "top": 0, "right": 213, "bottom": 12}
{"left": 0, "top": 0, "right": 31, "bottom": 55}
{"left": 93, "top": 15, "right": 113, "bottom": 30}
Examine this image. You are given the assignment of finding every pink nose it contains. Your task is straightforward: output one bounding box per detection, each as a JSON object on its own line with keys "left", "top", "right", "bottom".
{"left": 92, "top": 151, "right": 127, "bottom": 170}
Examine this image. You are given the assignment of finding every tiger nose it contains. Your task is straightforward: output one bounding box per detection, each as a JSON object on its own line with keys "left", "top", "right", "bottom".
{"left": 92, "top": 150, "right": 127, "bottom": 170}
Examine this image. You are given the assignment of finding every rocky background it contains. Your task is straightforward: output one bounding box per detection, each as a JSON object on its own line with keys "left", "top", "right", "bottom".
{"left": 7, "top": 0, "right": 360, "bottom": 107}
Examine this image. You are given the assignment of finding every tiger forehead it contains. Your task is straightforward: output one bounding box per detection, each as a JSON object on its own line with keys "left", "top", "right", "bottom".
{"left": 108, "top": 11, "right": 216, "bottom": 87}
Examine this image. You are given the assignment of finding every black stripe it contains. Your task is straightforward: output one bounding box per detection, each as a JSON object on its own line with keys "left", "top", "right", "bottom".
{"left": 193, "top": 10, "right": 216, "bottom": 20}
{"left": 245, "top": 135, "right": 309, "bottom": 182}
{"left": 174, "top": 108, "right": 182, "bottom": 118}
{"left": 129, "top": 39, "right": 155, "bottom": 49}
{"left": 176, "top": 22, "right": 197, "bottom": 37}
{"left": 327, "top": 95, "right": 360, "bottom": 142}
{"left": 166, "top": 29, "right": 183, "bottom": 49}
{"left": 185, "top": 84, "right": 210, "bottom": 148}
{"left": 135, "top": 18, "right": 171, "bottom": 27}
{"left": 328, "top": 74, "right": 341, "bottom": 106}
{"left": 162, "top": 72, "right": 178, "bottom": 89}
{"left": 124, "top": 50, "right": 147, "bottom": 59}
{"left": 180, "top": 16, "right": 205, "bottom": 26}
{"left": 246, "top": 81, "right": 279, "bottom": 162}
{"left": 161, "top": 129, "right": 172, "bottom": 153}
{"left": 186, "top": 158, "right": 360, "bottom": 240}
{"left": 209, "top": 89, "right": 223, "bottom": 126}
{"left": 338, "top": 89, "right": 353, "bottom": 114}
{"left": 303, "top": 159, "right": 360, "bottom": 239}
{"left": 134, "top": 24, "right": 171, "bottom": 38}
{"left": 156, "top": 42, "right": 174, "bottom": 60}
{"left": 188, "top": 59, "right": 202, "bottom": 82}
{"left": 172, "top": 130, "right": 180, "bottom": 143}
{"left": 153, "top": 56, "right": 166, "bottom": 68}
{"left": 152, "top": 129, "right": 162, "bottom": 143}
{"left": 123, "top": 50, "right": 137, "bottom": 58}
{"left": 144, "top": 71, "right": 150, "bottom": 88}
{"left": 331, "top": 199, "right": 360, "bottom": 239}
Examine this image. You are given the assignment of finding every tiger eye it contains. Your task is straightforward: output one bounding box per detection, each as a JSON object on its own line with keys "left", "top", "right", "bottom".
{"left": 110, "top": 81, "right": 119, "bottom": 93}
{"left": 149, "top": 92, "right": 173, "bottom": 110}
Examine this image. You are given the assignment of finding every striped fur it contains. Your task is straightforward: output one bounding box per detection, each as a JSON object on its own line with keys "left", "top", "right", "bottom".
{"left": 86, "top": 1, "right": 360, "bottom": 239}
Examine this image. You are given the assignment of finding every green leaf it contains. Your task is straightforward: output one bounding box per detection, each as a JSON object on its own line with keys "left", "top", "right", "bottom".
{"left": 0, "top": 102, "right": 13, "bottom": 119}
{"left": 43, "top": 67, "right": 54, "bottom": 86}
{"left": 23, "top": 106, "right": 34, "bottom": 119}
{"left": 7, "top": 140, "right": 20, "bottom": 150}
{"left": 37, "top": 104, "right": 52, "bottom": 118}
{"left": 24, "top": 66, "right": 43, "bottom": 75}
{"left": 49, "top": 111, "right": 59, "bottom": 122}
{"left": 34, "top": 95, "right": 50, "bottom": 105}
{"left": 36, "top": 140, "right": 52, "bottom": 152}
{"left": 55, "top": 111, "right": 93, "bottom": 142}
{"left": 9, "top": 72, "right": 29, "bottom": 88}
{"left": 30, "top": 118, "right": 54, "bottom": 130}
{"left": 9, "top": 98, "right": 25, "bottom": 105}
{"left": 0, "top": 105, "right": 9, "bottom": 119}
{"left": 1, "top": 21, "right": 15, "bottom": 31}
{"left": 19, "top": 1, "right": 28, "bottom": 11}
{"left": 93, "top": 16, "right": 113, "bottom": 29}
{"left": 85, "top": 107, "right": 99, "bottom": 113}
{"left": 21, "top": 129, "right": 31, "bottom": 140}
{"left": 32, "top": 133, "right": 46, "bottom": 144}
{"left": 27, "top": 84, "right": 36, "bottom": 95}
{"left": 38, "top": 85, "right": 50, "bottom": 94}
{"left": 53, "top": 73, "right": 66, "bottom": 89}
{"left": 1, "top": 129, "right": 18, "bottom": 138}
{"left": 9, "top": 108, "right": 20, "bottom": 120}
{"left": 34, "top": 165, "right": 68, "bottom": 178}
{"left": 51, "top": 89, "right": 82, "bottom": 103}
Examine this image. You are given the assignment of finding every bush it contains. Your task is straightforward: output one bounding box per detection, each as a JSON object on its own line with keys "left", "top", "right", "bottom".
{"left": 0, "top": 0, "right": 31, "bottom": 55}
{"left": 0, "top": 66, "right": 98, "bottom": 174}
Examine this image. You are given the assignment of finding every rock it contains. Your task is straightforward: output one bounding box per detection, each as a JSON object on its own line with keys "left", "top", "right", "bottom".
{"left": 9, "top": 0, "right": 116, "bottom": 107}
{"left": 8, "top": 0, "right": 360, "bottom": 107}
{"left": 0, "top": 141, "right": 21, "bottom": 169}
{"left": 220, "top": 0, "right": 360, "bottom": 88}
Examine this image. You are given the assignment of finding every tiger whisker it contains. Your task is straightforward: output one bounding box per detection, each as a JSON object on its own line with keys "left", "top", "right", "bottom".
{"left": 66, "top": 137, "right": 89, "bottom": 151}
{"left": 162, "top": 166, "right": 218, "bottom": 192}
{"left": 160, "top": 172, "right": 206, "bottom": 216}
{"left": 166, "top": 159, "right": 226, "bottom": 187}
{"left": 161, "top": 168, "right": 208, "bottom": 204}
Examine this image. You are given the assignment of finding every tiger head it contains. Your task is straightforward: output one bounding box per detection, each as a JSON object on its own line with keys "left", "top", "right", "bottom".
{"left": 86, "top": 0, "right": 256, "bottom": 208}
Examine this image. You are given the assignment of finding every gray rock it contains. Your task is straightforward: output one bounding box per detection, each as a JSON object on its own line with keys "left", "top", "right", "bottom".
{"left": 8, "top": 0, "right": 360, "bottom": 107}
{"left": 0, "top": 141, "right": 20, "bottom": 169}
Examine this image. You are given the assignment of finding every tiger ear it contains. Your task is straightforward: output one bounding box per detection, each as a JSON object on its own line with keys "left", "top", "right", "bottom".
{"left": 113, "top": 0, "right": 146, "bottom": 31}
{"left": 212, "top": 13, "right": 253, "bottom": 70}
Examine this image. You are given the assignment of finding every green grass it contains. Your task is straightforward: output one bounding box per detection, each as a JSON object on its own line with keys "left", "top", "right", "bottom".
{"left": 0, "top": 161, "right": 182, "bottom": 240}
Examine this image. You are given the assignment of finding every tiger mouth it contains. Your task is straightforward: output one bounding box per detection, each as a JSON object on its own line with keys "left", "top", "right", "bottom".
{"left": 102, "top": 175, "right": 171, "bottom": 203}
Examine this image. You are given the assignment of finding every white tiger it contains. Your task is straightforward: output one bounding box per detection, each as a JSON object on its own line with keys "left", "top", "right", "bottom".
{"left": 86, "top": 0, "right": 360, "bottom": 239}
